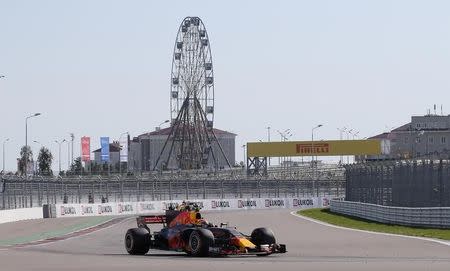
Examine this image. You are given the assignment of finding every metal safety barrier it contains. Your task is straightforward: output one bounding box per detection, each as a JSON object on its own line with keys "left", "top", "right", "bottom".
{"left": 330, "top": 200, "right": 450, "bottom": 228}
{"left": 0, "top": 175, "right": 345, "bottom": 210}
{"left": 345, "top": 159, "right": 450, "bottom": 207}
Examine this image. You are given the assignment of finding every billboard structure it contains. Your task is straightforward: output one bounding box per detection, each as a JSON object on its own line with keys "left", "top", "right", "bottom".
{"left": 100, "top": 137, "right": 110, "bottom": 162}
{"left": 81, "top": 137, "right": 90, "bottom": 162}
{"left": 247, "top": 140, "right": 382, "bottom": 157}
{"left": 246, "top": 140, "right": 383, "bottom": 175}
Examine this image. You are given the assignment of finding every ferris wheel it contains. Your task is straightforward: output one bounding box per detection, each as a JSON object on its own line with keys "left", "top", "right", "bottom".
{"left": 154, "top": 16, "right": 230, "bottom": 171}
{"left": 170, "top": 16, "right": 214, "bottom": 127}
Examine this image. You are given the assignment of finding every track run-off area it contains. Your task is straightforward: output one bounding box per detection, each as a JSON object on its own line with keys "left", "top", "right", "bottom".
{"left": 1, "top": 209, "right": 450, "bottom": 271}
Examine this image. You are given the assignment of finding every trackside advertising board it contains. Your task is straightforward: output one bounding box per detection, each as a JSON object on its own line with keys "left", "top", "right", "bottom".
{"left": 55, "top": 197, "right": 335, "bottom": 218}
{"left": 247, "top": 140, "right": 382, "bottom": 157}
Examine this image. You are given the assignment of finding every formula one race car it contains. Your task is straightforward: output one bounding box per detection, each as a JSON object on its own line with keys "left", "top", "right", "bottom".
{"left": 124, "top": 204, "right": 286, "bottom": 257}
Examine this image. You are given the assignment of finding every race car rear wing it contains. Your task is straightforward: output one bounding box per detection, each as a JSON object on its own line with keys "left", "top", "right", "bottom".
{"left": 136, "top": 210, "right": 191, "bottom": 230}
{"left": 137, "top": 215, "right": 167, "bottom": 229}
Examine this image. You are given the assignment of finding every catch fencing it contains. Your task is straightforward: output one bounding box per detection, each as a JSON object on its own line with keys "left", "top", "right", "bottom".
{"left": 0, "top": 176, "right": 345, "bottom": 210}
{"left": 345, "top": 159, "right": 450, "bottom": 207}
{"left": 330, "top": 200, "right": 450, "bottom": 228}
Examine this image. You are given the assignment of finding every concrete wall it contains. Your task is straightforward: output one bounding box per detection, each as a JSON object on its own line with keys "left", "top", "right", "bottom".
{"left": 0, "top": 207, "right": 43, "bottom": 224}
{"left": 135, "top": 133, "right": 235, "bottom": 171}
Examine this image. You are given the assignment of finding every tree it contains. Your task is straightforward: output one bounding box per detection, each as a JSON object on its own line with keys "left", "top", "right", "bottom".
{"left": 37, "top": 147, "right": 53, "bottom": 176}
{"left": 70, "top": 157, "right": 83, "bottom": 174}
{"left": 18, "top": 146, "right": 33, "bottom": 175}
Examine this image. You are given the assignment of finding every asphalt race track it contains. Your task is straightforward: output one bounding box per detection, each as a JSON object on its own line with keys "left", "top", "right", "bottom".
{"left": 1, "top": 209, "right": 450, "bottom": 271}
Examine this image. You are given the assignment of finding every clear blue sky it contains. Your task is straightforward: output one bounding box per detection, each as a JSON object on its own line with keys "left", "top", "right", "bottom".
{"left": 1, "top": 0, "right": 450, "bottom": 171}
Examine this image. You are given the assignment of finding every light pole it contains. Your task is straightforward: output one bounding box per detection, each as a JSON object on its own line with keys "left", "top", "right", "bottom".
{"left": 55, "top": 139, "right": 66, "bottom": 174}
{"left": 119, "top": 132, "right": 129, "bottom": 175}
{"left": 158, "top": 120, "right": 170, "bottom": 130}
{"left": 277, "top": 130, "right": 283, "bottom": 166}
{"left": 337, "top": 127, "right": 347, "bottom": 164}
{"left": 70, "top": 133, "right": 74, "bottom": 166}
{"left": 312, "top": 124, "right": 323, "bottom": 197}
{"left": 266, "top": 126, "right": 271, "bottom": 166}
{"left": 66, "top": 140, "right": 70, "bottom": 171}
{"left": 242, "top": 144, "right": 246, "bottom": 169}
{"left": 25, "top": 113, "right": 41, "bottom": 175}
{"left": 2, "top": 138, "right": 9, "bottom": 172}
{"left": 345, "top": 128, "right": 353, "bottom": 164}
{"left": 311, "top": 124, "right": 323, "bottom": 167}
{"left": 351, "top": 131, "right": 360, "bottom": 162}
{"left": 276, "top": 129, "right": 291, "bottom": 166}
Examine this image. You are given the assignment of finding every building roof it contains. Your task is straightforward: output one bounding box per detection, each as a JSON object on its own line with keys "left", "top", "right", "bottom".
{"left": 93, "top": 144, "right": 121, "bottom": 153}
{"left": 391, "top": 123, "right": 411, "bottom": 132}
{"left": 368, "top": 132, "right": 390, "bottom": 140}
{"left": 138, "top": 126, "right": 237, "bottom": 137}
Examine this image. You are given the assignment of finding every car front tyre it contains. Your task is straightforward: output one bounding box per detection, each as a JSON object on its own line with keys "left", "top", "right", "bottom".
{"left": 188, "top": 229, "right": 214, "bottom": 257}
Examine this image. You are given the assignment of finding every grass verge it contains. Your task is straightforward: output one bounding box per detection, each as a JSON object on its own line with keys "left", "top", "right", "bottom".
{"left": 298, "top": 208, "right": 450, "bottom": 241}
{"left": 0, "top": 216, "right": 114, "bottom": 246}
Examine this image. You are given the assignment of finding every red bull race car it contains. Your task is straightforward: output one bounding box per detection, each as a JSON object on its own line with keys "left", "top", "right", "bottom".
{"left": 124, "top": 203, "right": 286, "bottom": 257}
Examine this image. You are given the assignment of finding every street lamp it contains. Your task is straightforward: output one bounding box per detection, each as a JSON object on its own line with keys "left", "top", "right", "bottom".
{"left": 242, "top": 144, "right": 246, "bottom": 170}
{"left": 266, "top": 126, "right": 271, "bottom": 166}
{"left": 66, "top": 140, "right": 70, "bottom": 171}
{"left": 277, "top": 129, "right": 292, "bottom": 166}
{"left": 158, "top": 120, "right": 170, "bottom": 130}
{"left": 70, "top": 133, "right": 74, "bottom": 166}
{"left": 25, "top": 113, "right": 41, "bottom": 175}
{"left": 344, "top": 128, "right": 353, "bottom": 164}
{"left": 346, "top": 128, "right": 353, "bottom": 140}
{"left": 2, "top": 138, "right": 9, "bottom": 172}
{"left": 312, "top": 124, "right": 323, "bottom": 197}
{"left": 55, "top": 139, "right": 66, "bottom": 174}
{"left": 277, "top": 129, "right": 291, "bottom": 141}
{"left": 33, "top": 140, "right": 42, "bottom": 145}
{"left": 337, "top": 127, "right": 346, "bottom": 140}
{"left": 337, "top": 127, "right": 347, "bottom": 164}
{"left": 119, "top": 132, "right": 129, "bottom": 175}
{"left": 311, "top": 124, "right": 323, "bottom": 166}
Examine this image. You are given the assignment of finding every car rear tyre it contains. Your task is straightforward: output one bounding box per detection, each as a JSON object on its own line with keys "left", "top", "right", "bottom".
{"left": 188, "top": 229, "right": 214, "bottom": 257}
{"left": 125, "top": 228, "right": 150, "bottom": 255}
{"left": 251, "top": 227, "right": 276, "bottom": 246}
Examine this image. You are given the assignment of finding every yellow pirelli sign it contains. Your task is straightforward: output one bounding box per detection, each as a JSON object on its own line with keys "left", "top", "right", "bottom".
{"left": 247, "top": 140, "right": 382, "bottom": 157}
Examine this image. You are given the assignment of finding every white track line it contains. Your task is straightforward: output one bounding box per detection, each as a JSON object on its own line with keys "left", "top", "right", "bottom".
{"left": 290, "top": 211, "right": 450, "bottom": 248}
